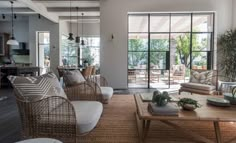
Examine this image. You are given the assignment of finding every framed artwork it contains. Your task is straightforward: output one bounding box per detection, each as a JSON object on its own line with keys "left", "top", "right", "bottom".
{"left": 0, "top": 34, "right": 5, "bottom": 56}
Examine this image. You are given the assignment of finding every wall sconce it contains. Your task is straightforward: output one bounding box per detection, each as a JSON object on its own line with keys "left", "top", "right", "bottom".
{"left": 111, "top": 34, "right": 114, "bottom": 40}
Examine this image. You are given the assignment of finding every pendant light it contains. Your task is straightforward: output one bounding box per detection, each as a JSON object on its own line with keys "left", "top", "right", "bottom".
{"left": 68, "top": 0, "right": 74, "bottom": 41}
{"left": 75, "top": 7, "right": 80, "bottom": 43}
{"left": 7, "top": 1, "right": 19, "bottom": 46}
{"left": 81, "top": 13, "right": 85, "bottom": 46}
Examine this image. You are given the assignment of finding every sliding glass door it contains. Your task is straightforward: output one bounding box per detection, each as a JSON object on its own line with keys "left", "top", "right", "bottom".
{"left": 128, "top": 12, "right": 215, "bottom": 89}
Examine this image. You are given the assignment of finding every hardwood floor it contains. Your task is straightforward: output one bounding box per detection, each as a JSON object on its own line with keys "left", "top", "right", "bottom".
{"left": 0, "top": 88, "right": 21, "bottom": 143}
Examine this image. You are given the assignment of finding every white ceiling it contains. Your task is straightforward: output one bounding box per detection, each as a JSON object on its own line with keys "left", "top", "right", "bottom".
{"left": 0, "top": 0, "right": 100, "bottom": 23}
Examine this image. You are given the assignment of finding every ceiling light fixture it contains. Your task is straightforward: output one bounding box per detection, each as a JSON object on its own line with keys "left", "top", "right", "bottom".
{"left": 81, "top": 13, "right": 85, "bottom": 46}
{"left": 75, "top": 7, "right": 80, "bottom": 43}
{"left": 7, "top": 1, "right": 19, "bottom": 46}
{"left": 68, "top": 0, "right": 74, "bottom": 41}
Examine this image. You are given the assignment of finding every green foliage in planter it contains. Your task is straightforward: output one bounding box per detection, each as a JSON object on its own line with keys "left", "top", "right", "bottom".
{"left": 177, "top": 98, "right": 201, "bottom": 108}
{"left": 219, "top": 29, "right": 236, "bottom": 81}
{"left": 152, "top": 90, "right": 171, "bottom": 107}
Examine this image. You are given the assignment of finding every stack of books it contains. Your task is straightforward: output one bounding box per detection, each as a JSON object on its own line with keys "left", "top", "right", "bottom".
{"left": 148, "top": 103, "right": 179, "bottom": 116}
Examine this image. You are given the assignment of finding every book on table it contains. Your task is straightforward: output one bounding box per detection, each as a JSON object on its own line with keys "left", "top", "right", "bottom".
{"left": 148, "top": 102, "right": 179, "bottom": 116}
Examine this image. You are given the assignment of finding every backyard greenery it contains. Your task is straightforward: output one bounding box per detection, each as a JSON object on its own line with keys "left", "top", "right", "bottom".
{"left": 128, "top": 33, "right": 208, "bottom": 69}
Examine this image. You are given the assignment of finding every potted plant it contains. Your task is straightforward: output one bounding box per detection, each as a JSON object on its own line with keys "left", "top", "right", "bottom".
{"left": 152, "top": 90, "right": 171, "bottom": 106}
{"left": 218, "top": 29, "right": 236, "bottom": 82}
{"left": 177, "top": 98, "right": 201, "bottom": 111}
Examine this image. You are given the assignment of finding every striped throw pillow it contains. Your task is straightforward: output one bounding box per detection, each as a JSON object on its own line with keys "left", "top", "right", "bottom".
{"left": 8, "top": 72, "right": 67, "bottom": 102}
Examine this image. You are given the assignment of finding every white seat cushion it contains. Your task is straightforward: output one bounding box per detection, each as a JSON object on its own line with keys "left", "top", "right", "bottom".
{"left": 181, "top": 82, "right": 215, "bottom": 91}
{"left": 100, "top": 86, "right": 113, "bottom": 100}
{"left": 71, "top": 101, "right": 103, "bottom": 134}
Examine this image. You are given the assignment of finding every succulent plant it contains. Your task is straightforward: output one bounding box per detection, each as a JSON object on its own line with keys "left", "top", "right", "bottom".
{"left": 152, "top": 90, "right": 171, "bottom": 107}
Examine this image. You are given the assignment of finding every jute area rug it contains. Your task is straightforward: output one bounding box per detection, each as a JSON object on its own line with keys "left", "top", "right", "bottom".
{"left": 77, "top": 95, "right": 236, "bottom": 143}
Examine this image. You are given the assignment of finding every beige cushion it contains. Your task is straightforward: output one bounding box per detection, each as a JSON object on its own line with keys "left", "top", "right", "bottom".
{"left": 180, "top": 87, "right": 214, "bottom": 95}
{"left": 190, "top": 70, "right": 212, "bottom": 85}
{"left": 181, "top": 82, "right": 215, "bottom": 91}
{"left": 63, "top": 70, "right": 86, "bottom": 86}
{"left": 71, "top": 101, "right": 103, "bottom": 134}
{"left": 100, "top": 86, "right": 113, "bottom": 100}
{"left": 8, "top": 72, "right": 67, "bottom": 102}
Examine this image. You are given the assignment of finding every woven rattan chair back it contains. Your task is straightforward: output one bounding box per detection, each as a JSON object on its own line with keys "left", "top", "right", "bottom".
{"left": 14, "top": 91, "right": 77, "bottom": 143}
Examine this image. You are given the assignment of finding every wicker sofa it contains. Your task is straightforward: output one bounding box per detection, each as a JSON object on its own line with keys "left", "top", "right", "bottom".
{"left": 179, "top": 70, "right": 218, "bottom": 95}
{"left": 9, "top": 72, "right": 103, "bottom": 143}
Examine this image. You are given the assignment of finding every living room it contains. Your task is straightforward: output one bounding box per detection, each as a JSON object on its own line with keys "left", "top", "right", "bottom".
{"left": 0, "top": 0, "right": 236, "bottom": 143}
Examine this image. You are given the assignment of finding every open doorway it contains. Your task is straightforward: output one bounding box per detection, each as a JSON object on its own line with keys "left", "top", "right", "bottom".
{"left": 37, "top": 31, "right": 50, "bottom": 74}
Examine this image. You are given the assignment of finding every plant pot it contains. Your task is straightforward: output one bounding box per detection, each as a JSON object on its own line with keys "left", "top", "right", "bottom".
{"left": 224, "top": 93, "right": 236, "bottom": 105}
{"left": 182, "top": 104, "right": 196, "bottom": 111}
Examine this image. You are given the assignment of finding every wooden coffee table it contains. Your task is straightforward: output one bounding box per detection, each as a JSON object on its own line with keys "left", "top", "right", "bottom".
{"left": 134, "top": 93, "right": 236, "bottom": 143}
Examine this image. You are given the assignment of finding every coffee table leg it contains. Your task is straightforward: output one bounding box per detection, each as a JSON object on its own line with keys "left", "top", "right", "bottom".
{"left": 135, "top": 112, "right": 144, "bottom": 143}
{"left": 143, "top": 120, "right": 151, "bottom": 140}
{"left": 214, "top": 121, "right": 222, "bottom": 143}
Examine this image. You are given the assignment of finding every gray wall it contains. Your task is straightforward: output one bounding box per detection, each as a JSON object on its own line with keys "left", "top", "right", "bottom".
{"left": 0, "top": 17, "right": 29, "bottom": 46}
{"left": 100, "top": 0, "right": 234, "bottom": 89}
{"left": 28, "top": 16, "right": 60, "bottom": 76}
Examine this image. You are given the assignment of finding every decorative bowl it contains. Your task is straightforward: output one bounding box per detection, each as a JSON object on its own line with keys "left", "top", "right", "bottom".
{"left": 182, "top": 104, "right": 197, "bottom": 111}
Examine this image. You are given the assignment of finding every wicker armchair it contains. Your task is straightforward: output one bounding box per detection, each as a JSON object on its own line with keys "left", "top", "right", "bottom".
{"left": 14, "top": 84, "right": 103, "bottom": 143}
{"left": 87, "top": 75, "right": 113, "bottom": 104}
{"left": 16, "top": 95, "right": 77, "bottom": 143}
{"left": 64, "top": 81, "right": 103, "bottom": 102}
{"left": 62, "top": 68, "right": 113, "bottom": 104}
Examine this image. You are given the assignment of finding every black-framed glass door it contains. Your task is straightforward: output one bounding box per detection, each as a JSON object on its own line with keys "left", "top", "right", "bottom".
{"left": 128, "top": 12, "right": 215, "bottom": 89}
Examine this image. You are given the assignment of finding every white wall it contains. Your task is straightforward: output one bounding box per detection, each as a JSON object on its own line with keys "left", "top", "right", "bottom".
{"left": 233, "top": 0, "right": 236, "bottom": 28}
{"left": 29, "top": 16, "right": 60, "bottom": 76}
{"left": 0, "top": 18, "right": 29, "bottom": 45}
{"left": 70, "top": 22, "right": 100, "bottom": 36}
{"left": 100, "top": 0, "right": 233, "bottom": 89}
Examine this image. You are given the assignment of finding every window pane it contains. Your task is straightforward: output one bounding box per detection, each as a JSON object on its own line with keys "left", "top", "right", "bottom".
{"left": 128, "top": 52, "right": 148, "bottom": 69}
{"left": 150, "top": 14, "right": 170, "bottom": 32}
{"left": 150, "top": 52, "right": 167, "bottom": 69}
{"left": 192, "top": 33, "right": 211, "bottom": 51}
{"left": 171, "top": 33, "right": 191, "bottom": 68}
{"left": 171, "top": 14, "right": 191, "bottom": 32}
{"left": 192, "top": 52, "right": 207, "bottom": 70}
{"left": 150, "top": 34, "right": 169, "bottom": 51}
{"left": 39, "top": 32, "right": 50, "bottom": 44}
{"left": 68, "top": 57, "right": 78, "bottom": 66}
{"left": 193, "top": 14, "right": 214, "bottom": 32}
{"left": 129, "top": 15, "right": 148, "bottom": 32}
{"left": 128, "top": 34, "right": 148, "bottom": 51}
{"left": 82, "top": 48, "right": 100, "bottom": 66}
